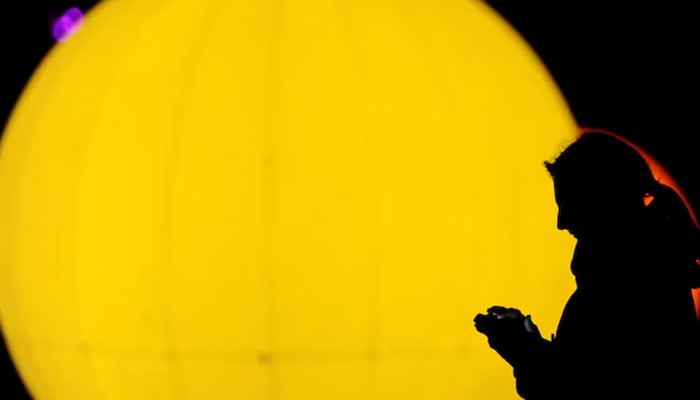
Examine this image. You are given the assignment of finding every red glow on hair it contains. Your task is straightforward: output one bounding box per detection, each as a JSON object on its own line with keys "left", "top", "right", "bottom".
{"left": 578, "top": 127, "right": 700, "bottom": 315}
{"left": 577, "top": 127, "right": 698, "bottom": 227}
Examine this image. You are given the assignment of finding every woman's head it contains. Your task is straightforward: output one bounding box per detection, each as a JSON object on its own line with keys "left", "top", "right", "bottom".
{"left": 545, "top": 130, "right": 659, "bottom": 239}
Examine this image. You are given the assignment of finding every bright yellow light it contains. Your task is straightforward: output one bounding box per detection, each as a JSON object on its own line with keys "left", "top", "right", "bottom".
{"left": 0, "top": 0, "right": 577, "bottom": 399}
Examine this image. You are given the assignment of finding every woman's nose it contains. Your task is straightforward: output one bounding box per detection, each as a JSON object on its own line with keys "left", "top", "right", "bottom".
{"left": 557, "top": 209, "right": 569, "bottom": 231}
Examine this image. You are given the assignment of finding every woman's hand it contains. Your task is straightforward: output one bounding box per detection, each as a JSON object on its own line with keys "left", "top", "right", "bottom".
{"left": 474, "top": 306, "right": 542, "bottom": 367}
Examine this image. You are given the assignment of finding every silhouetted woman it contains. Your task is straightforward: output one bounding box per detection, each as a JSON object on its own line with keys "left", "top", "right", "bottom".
{"left": 475, "top": 130, "right": 700, "bottom": 399}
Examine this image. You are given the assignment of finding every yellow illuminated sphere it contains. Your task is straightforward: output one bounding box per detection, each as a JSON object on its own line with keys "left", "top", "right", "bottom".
{"left": 0, "top": 0, "right": 577, "bottom": 399}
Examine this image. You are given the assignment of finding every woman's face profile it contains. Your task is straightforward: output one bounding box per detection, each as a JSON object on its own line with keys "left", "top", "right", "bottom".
{"left": 554, "top": 172, "right": 641, "bottom": 240}
{"left": 553, "top": 176, "right": 615, "bottom": 241}
{"left": 553, "top": 178, "right": 584, "bottom": 239}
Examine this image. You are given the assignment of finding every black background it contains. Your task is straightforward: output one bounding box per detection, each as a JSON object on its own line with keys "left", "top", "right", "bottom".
{"left": 1, "top": 1, "right": 698, "bottom": 398}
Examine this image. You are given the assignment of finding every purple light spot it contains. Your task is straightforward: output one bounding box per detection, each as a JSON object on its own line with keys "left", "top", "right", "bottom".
{"left": 51, "top": 7, "right": 84, "bottom": 42}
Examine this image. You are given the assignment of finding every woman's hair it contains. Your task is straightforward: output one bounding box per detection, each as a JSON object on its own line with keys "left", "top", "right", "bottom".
{"left": 544, "top": 130, "right": 659, "bottom": 203}
{"left": 648, "top": 181, "right": 700, "bottom": 288}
